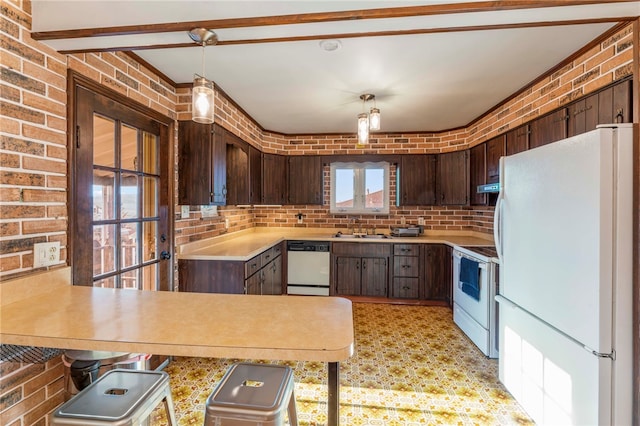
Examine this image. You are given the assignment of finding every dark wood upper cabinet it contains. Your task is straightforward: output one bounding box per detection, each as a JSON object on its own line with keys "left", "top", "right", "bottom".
{"left": 287, "top": 156, "right": 323, "bottom": 205}
{"left": 485, "top": 135, "right": 505, "bottom": 183}
{"left": 397, "top": 155, "right": 436, "bottom": 205}
{"left": 178, "top": 120, "right": 226, "bottom": 206}
{"left": 249, "top": 145, "right": 262, "bottom": 204}
{"left": 598, "top": 78, "right": 632, "bottom": 124}
{"left": 436, "top": 150, "right": 468, "bottom": 206}
{"left": 469, "top": 143, "right": 486, "bottom": 206}
{"left": 262, "top": 153, "right": 286, "bottom": 204}
{"left": 505, "top": 125, "right": 529, "bottom": 156}
{"left": 568, "top": 93, "right": 598, "bottom": 137}
{"left": 226, "top": 139, "right": 249, "bottom": 206}
{"left": 529, "top": 108, "right": 568, "bottom": 150}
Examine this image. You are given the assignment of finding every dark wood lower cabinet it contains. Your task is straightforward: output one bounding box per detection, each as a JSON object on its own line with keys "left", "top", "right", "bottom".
{"left": 332, "top": 243, "right": 390, "bottom": 297}
{"left": 424, "top": 244, "right": 453, "bottom": 304}
{"left": 179, "top": 244, "right": 282, "bottom": 295}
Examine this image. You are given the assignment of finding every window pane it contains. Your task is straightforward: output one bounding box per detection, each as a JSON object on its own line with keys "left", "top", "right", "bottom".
{"left": 143, "top": 176, "right": 158, "bottom": 218}
{"left": 121, "top": 173, "right": 139, "bottom": 219}
{"left": 93, "top": 115, "right": 115, "bottom": 167}
{"left": 143, "top": 221, "right": 157, "bottom": 262}
{"left": 121, "top": 269, "right": 139, "bottom": 290}
{"left": 141, "top": 264, "right": 158, "bottom": 291}
{"left": 93, "top": 170, "right": 115, "bottom": 220}
{"left": 121, "top": 124, "right": 138, "bottom": 171}
{"left": 93, "top": 224, "right": 116, "bottom": 276}
{"left": 364, "top": 168, "right": 384, "bottom": 209}
{"left": 94, "top": 276, "right": 116, "bottom": 288}
{"left": 142, "top": 131, "right": 158, "bottom": 174}
{"left": 335, "top": 168, "right": 355, "bottom": 208}
{"left": 121, "top": 222, "right": 139, "bottom": 268}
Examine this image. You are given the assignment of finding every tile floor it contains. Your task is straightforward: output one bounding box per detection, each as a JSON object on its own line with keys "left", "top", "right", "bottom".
{"left": 154, "top": 303, "right": 533, "bottom": 425}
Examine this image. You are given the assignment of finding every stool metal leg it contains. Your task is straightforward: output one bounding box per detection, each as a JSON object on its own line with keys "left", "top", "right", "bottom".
{"left": 163, "top": 386, "right": 177, "bottom": 426}
{"left": 287, "top": 388, "right": 298, "bottom": 426}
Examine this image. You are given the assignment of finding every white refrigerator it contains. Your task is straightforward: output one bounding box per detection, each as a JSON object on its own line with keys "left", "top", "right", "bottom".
{"left": 494, "top": 124, "right": 633, "bottom": 425}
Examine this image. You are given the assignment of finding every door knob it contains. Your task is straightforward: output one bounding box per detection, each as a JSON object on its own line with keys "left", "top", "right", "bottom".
{"left": 160, "top": 251, "right": 171, "bottom": 260}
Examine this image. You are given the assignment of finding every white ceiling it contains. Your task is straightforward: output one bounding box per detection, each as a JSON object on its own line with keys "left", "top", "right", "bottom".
{"left": 32, "top": 1, "right": 640, "bottom": 134}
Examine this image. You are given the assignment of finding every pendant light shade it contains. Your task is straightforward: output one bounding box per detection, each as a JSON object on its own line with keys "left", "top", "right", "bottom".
{"left": 189, "top": 28, "right": 218, "bottom": 124}
{"left": 357, "top": 112, "right": 369, "bottom": 146}
{"left": 192, "top": 75, "right": 214, "bottom": 124}
{"left": 369, "top": 107, "right": 381, "bottom": 131}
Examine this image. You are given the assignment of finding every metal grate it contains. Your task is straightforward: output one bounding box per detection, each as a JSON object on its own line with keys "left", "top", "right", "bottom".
{"left": 0, "top": 344, "right": 63, "bottom": 363}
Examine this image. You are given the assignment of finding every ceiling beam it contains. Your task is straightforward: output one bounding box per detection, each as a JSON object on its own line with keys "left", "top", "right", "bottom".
{"left": 58, "top": 16, "right": 633, "bottom": 55}
{"left": 32, "top": 0, "right": 635, "bottom": 41}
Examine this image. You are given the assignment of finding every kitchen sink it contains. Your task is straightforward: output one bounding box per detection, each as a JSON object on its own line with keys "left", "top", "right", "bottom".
{"left": 331, "top": 233, "right": 392, "bottom": 239}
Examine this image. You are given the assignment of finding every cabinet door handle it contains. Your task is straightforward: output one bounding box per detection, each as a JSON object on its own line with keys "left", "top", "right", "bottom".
{"left": 362, "top": 260, "right": 366, "bottom": 269}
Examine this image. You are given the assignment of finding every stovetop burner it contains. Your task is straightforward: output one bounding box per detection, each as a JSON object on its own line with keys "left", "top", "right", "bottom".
{"left": 460, "top": 246, "right": 498, "bottom": 258}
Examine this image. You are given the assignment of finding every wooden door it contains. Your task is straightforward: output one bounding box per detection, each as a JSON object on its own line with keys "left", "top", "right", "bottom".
{"left": 398, "top": 155, "right": 436, "bottom": 205}
{"left": 335, "top": 257, "right": 361, "bottom": 295}
{"left": 262, "top": 153, "right": 286, "bottom": 204}
{"left": 568, "top": 94, "right": 598, "bottom": 137}
{"left": 505, "top": 125, "right": 529, "bottom": 156}
{"left": 436, "top": 150, "right": 468, "bottom": 205}
{"left": 599, "top": 79, "right": 632, "bottom": 124}
{"left": 245, "top": 271, "right": 261, "bottom": 295}
{"left": 424, "top": 244, "right": 452, "bottom": 302}
{"left": 529, "top": 108, "right": 568, "bottom": 149}
{"left": 211, "top": 124, "right": 227, "bottom": 205}
{"left": 73, "top": 84, "right": 173, "bottom": 291}
{"left": 469, "top": 144, "right": 486, "bottom": 206}
{"left": 486, "top": 135, "right": 504, "bottom": 183}
{"left": 178, "top": 120, "right": 211, "bottom": 205}
{"left": 249, "top": 145, "right": 262, "bottom": 204}
{"left": 288, "top": 156, "right": 323, "bottom": 204}
{"left": 361, "top": 257, "right": 387, "bottom": 297}
{"left": 226, "top": 142, "right": 249, "bottom": 206}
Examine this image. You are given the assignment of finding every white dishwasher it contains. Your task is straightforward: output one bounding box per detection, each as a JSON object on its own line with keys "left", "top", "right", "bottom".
{"left": 287, "top": 241, "right": 331, "bottom": 296}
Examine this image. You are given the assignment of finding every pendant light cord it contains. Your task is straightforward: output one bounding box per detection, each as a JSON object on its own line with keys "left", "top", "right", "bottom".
{"left": 201, "top": 42, "right": 206, "bottom": 78}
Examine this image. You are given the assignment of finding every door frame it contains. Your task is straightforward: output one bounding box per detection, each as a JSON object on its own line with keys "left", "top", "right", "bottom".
{"left": 67, "top": 70, "right": 175, "bottom": 291}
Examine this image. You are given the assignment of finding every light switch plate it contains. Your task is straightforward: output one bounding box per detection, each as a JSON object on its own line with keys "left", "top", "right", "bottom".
{"left": 181, "top": 205, "right": 190, "bottom": 219}
{"left": 33, "top": 241, "right": 60, "bottom": 268}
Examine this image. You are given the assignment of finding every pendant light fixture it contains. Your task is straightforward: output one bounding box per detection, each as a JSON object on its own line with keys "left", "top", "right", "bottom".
{"left": 189, "top": 28, "right": 218, "bottom": 124}
{"left": 356, "top": 94, "right": 381, "bottom": 147}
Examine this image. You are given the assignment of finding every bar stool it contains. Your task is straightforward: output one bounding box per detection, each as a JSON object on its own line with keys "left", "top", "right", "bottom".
{"left": 51, "top": 369, "right": 176, "bottom": 426}
{"left": 204, "top": 363, "right": 298, "bottom": 426}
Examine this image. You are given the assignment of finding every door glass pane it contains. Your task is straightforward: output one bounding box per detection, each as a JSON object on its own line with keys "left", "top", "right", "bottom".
{"left": 94, "top": 276, "right": 116, "bottom": 288}
{"left": 143, "top": 221, "right": 157, "bottom": 262}
{"left": 142, "top": 131, "right": 158, "bottom": 174}
{"left": 93, "top": 224, "right": 115, "bottom": 276}
{"left": 141, "top": 264, "right": 157, "bottom": 291}
{"left": 364, "top": 168, "right": 384, "bottom": 209}
{"left": 335, "top": 168, "right": 355, "bottom": 208}
{"left": 121, "top": 223, "right": 139, "bottom": 268}
{"left": 93, "top": 115, "right": 115, "bottom": 167}
{"left": 121, "top": 173, "right": 139, "bottom": 219}
{"left": 93, "top": 170, "right": 115, "bottom": 220}
{"left": 121, "top": 269, "right": 139, "bottom": 290}
{"left": 143, "top": 177, "right": 158, "bottom": 217}
{"left": 121, "top": 124, "right": 138, "bottom": 171}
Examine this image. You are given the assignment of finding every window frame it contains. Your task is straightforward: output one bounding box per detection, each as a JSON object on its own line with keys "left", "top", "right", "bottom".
{"left": 330, "top": 161, "right": 390, "bottom": 214}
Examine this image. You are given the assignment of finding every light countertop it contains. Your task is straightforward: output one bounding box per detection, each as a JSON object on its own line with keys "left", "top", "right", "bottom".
{"left": 178, "top": 227, "right": 494, "bottom": 261}
{"left": 0, "top": 268, "right": 354, "bottom": 362}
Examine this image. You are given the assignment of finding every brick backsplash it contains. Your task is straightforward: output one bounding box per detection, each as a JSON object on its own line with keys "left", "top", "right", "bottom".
{"left": 0, "top": 1, "right": 636, "bottom": 423}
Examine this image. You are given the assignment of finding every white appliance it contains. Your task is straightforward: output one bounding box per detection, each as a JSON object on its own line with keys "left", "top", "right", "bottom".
{"left": 452, "top": 246, "right": 499, "bottom": 358}
{"left": 494, "top": 124, "right": 632, "bottom": 425}
{"left": 286, "top": 241, "right": 330, "bottom": 296}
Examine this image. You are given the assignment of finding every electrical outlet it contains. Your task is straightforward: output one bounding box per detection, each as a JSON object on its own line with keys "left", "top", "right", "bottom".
{"left": 224, "top": 218, "right": 230, "bottom": 229}
{"left": 181, "top": 205, "right": 190, "bottom": 219}
{"left": 33, "top": 242, "right": 60, "bottom": 268}
{"left": 418, "top": 217, "right": 425, "bottom": 226}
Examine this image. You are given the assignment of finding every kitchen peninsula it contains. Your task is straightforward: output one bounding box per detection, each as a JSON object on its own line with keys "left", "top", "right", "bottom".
{"left": 0, "top": 269, "right": 354, "bottom": 426}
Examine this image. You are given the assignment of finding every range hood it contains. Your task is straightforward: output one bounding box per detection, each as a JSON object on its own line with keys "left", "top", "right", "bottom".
{"left": 477, "top": 183, "right": 500, "bottom": 194}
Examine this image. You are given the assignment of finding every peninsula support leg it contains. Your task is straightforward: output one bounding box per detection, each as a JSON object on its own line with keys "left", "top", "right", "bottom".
{"left": 328, "top": 362, "right": 339, "bottom": 426}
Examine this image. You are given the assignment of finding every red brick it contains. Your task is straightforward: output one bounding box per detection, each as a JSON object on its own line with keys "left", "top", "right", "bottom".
{"left": 46, "top": 205, "right": 67, "bottom": 218}
{"left": 22, "top": 156, "right": 66, "bottom": 174}
{"left": 1, "top": 117, "right": 21, "bottom": 134}
{"left": 24, "top": 363, "right": 64, "bottom": 396}
{"left": 46, "top": 175, "right": 67, "bottom": 189}
{"left": 0, "top": 255, "right": 21, "bottom": 272}
{"left": 0, "top": 188, "right": 21, "bottom": 201}
{"left": 1, "top": 152, "right": 20, "bottom": 168}
{"left": 86, "top": 52, "right": 116, "bottom": 77}
{"left": 46, "top": 114, "right": 66, "bottom": 132}
{"left": 1, "top": 102, "right": 45, "bottom": 124}
{"left": 23, "top": 391, "right": 64, "bottom": 426}
{"left": 22, "top": 219, "right": 67, "bottom": 234}
{"left": 0, "top": 205, "right": 46, "bottom": 218}
{"left": 1, "top": 83, "right": 20, "bottom": 102}
{"left": 0, "top": 171, "right": 45, "bottom": 186}
{"left": 46, "top": 144, "right": 66, "bottom": 160}
{"left": 21, "top": 124, "right": 66, "bottom": 145}
{"left": 0, "top": 1, "right": 31, "bottom": 32}
{"left": 22, "top": 91, "right": 65, "bottom": 117}
{"left": 21, "top": 189, "right": 66, "bottom": 203}
{"left": 22, "top": 61, "right": 65, "bottom": 90}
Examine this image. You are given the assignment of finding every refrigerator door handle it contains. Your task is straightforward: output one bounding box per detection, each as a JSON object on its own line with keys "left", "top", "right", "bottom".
{"left": 493, "top": 192, "right": 504, "bottom": 262}
{"left": 585, "top": 347, "right": 616, "bottom": 360}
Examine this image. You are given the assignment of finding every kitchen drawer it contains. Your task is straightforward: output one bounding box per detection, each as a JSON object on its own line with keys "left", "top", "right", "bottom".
{"left": 261, "top": 247, "right": 276, "bottom": 265}
{"left": 393, "top": 256, "right": 419, "bottom": 277}
{"left": 393, "top": 244, "right": 419, "bottom": 256}
{"left": 392, "top": 277, "right": 420, "bottom": 299}
{"left": 332, "top": 242, "right": 391, "bottom": 257}
{"left": 245, "top": 255, "right": 262, "bottom": 278}
{"left": 272, "top": 243, "right": 282, "bottom": 258}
